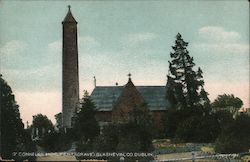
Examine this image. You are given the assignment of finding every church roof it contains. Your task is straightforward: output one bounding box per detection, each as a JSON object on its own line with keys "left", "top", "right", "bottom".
{"left": 63, "top": 6, "right": 77, "bottom": 23}
{"left": 91, "top": 85, "right": 171, "bottom": 111}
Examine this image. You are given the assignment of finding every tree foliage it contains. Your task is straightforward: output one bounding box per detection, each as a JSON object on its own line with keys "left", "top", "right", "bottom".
{"left": 214, "top": 110, "right": 234, "bottom": 128}
{"left": 164, "top": 105, "right": 220, "bottom": 142}
{"left": 166, "top": 33, "right": 209, "bottom": 109}
{"left": 40, "top": 131, "right": 72, "bottom": 152}
{"left": 175, "top": 114, "right": 220, "bottom": 143}
{"left": 38, "top": 114, "right": 72, "bottom": 152}
{"left": 212, "top": 94, "right": 243, "bottom": 113}
{"left": 93, "top": 124, "right": 119, "bottom": 152}
{"left": 215, "top": 114, "right": 250, "bottom": 153}
{"left": 72, "top": 91, "right": 100, "bottom": 150}
{"left": 31, "top": 113, "right": 54, "bottom": 137}
{"left": 54, "top": 112, "right": 62, "bottom": 130}
{"left": 0, "top": 74, "right": 36, "bottom": 160}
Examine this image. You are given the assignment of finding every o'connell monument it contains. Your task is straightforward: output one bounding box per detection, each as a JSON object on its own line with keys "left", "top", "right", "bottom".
{"left": 62, "top": 6, "right": 79, "bottom": 128}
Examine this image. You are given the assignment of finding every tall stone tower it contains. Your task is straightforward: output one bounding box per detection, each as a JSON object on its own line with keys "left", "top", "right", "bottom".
{"left": 62, "top": 6, "right": 79, "bottom": 128}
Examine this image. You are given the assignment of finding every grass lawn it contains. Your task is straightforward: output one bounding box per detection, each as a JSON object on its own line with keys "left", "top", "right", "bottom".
{"left": 156, "top": 152, "right": 221, "bottom": 161}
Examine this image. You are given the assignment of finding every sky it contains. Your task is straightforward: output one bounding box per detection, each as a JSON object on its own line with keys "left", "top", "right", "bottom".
{"left": 0, "top": 0, "right": 249, "bottom": 124}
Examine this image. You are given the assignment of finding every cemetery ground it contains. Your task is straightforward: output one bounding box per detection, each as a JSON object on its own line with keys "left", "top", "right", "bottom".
{"left": 33, "top": 139, "right": 250, "bottom": 161}
{"left": 153, "top": 139, "right": 250, "bottom": 161}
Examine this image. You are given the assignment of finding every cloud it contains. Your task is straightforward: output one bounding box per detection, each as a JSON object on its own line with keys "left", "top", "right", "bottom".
{"left": 191, "top": 43, "right": 249, "bottom": 55}
{"left": 122, "top": 32, "right": 158, "bottom": 46}
{"left": 78, "top": 36, "right": 100, "bottom": 51}
{"left": 0, "top": 40, "right": 30, "bottom": 69}
{"left": 0, "top": 36, "right": 100, "bottom": 92}
{"left": 198, "top": 26, "right": 241, "bottom": 43}
{"left": 191, "top": 26, "right": 249, "bottom": 55}
{"left": 0, "top": 40, "right": 62, "bottom": 95}
{"left": 48, "top": 40, "right": 61, "bottom": 54}
{"left": 0, "top": 40, "right": 28, "bottom": 56}
{"left": 1, "top": 64, "right": 61, "bottom": 92}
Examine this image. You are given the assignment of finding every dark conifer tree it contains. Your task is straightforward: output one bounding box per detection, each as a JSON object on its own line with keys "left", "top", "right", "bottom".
{"left": 72, "top": 91, "right": 100, "bottom": 144}
{"left": 166, "top": 33, "right": 209, "bottom": 108}
{"left": 0, "top": 74, "right": 30, "bottom": 159}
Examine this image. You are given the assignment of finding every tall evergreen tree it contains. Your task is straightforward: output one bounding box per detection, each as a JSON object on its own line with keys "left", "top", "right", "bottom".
{"left": 0, "top": 74, "right": 35, "bottom": 159}
{"left": 72, "top": 91, "right": 100, "bottom": 145}
{"left": 166, "top": 33, "right": 209, "bottom": 108}
{"left": 55, "top": 112, "right": 62, "bottom": 130}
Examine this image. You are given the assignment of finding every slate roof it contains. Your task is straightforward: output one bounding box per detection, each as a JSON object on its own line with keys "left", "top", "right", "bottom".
{"left": 91, "top": 86, "right": 171, "bottom": 111}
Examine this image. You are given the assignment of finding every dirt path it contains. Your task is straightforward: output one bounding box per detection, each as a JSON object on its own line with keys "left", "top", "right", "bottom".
{"left": 35, "top": 144, "right": 77, "bottom": 161}
{"left": 36, "top": 154, "right": 77, "bottom": 161}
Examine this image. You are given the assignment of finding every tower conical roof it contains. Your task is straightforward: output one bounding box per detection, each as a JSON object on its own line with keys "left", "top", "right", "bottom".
{"left": 63, "top": 5, "right": 77, "bottom": 23}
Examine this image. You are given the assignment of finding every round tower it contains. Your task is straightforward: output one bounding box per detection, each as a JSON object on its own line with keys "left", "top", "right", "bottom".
{"left": 62, "top": 6, "right": 79, "bottom": 128}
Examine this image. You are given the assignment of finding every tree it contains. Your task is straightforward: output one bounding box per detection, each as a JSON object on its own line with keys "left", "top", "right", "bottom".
{"left": 31, "top": 114, "right": 54, "bottom": 138}
{"left": 55, "top": 112, "right": 62, "bottom": 130}
{"left": 175, "top": 114, "right": 220, "bottom": 143}
{"left": 0, "top": 74, "right": 35, "bottom": 160}
{"left": 73, "top": 91, "right": 100, "bottom": 150}
{"left": 38, "top": 113, "right": 72, "bottom": 152}
{"left": 166, "top": 33, "right": 209, "bottom": 109}
{"left": 212, "top": 94, "right": 243, "bottom": 114}
{"left": 41, "top": 131, "right": 72, "bottom": 152}
{"left": 214, "top": 110, "right": 234, "bottom": 128}
{"left": 116, "top": 122, "right": 153, "bottom": 152}
{"left": 93, "top": 124, "right": 119, "bottom": 152}
{"left": 93, "top": 122, "right": 154, "bottom": 161}
{"left": 215, "top": 114, "right": 250, "bottom": 153}
{"left": 164, "top": 103, "right": 221, "bottom": 142}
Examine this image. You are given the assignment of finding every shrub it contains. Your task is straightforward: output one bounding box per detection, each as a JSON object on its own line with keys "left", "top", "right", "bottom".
{"left": 93, "top": 124, "right": 119, "bottom": 152}
{"left": 40, "top": 131, "right": 72, "bottom": 152}
{"left": 93, "top": 122, "right": 154, "bottom": 153}
{"left": 164, "top": 104, "right": 221, "bottom": 143}
{"left": 215, "top": 114, "right": 250, "bottom": 153}
{"left": 175, "top": 114, "right": 220, "bottom": 143}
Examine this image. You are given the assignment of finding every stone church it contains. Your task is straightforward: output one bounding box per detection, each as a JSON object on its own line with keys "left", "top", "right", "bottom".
{"left": 61, "top": 7, "right": 171, "bottom": 132}
{"left": 91, "top": 75, "right": 171, "bottom": 132}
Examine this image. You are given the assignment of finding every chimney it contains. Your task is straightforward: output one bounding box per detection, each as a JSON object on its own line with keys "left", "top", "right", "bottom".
{"left": 94, "top": 76, "right": 96, "bottom": 88}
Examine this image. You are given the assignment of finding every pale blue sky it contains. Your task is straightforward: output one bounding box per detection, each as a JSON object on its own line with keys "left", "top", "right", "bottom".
{"left": 0, "top": 0, "right": 249, "bottom": 123}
